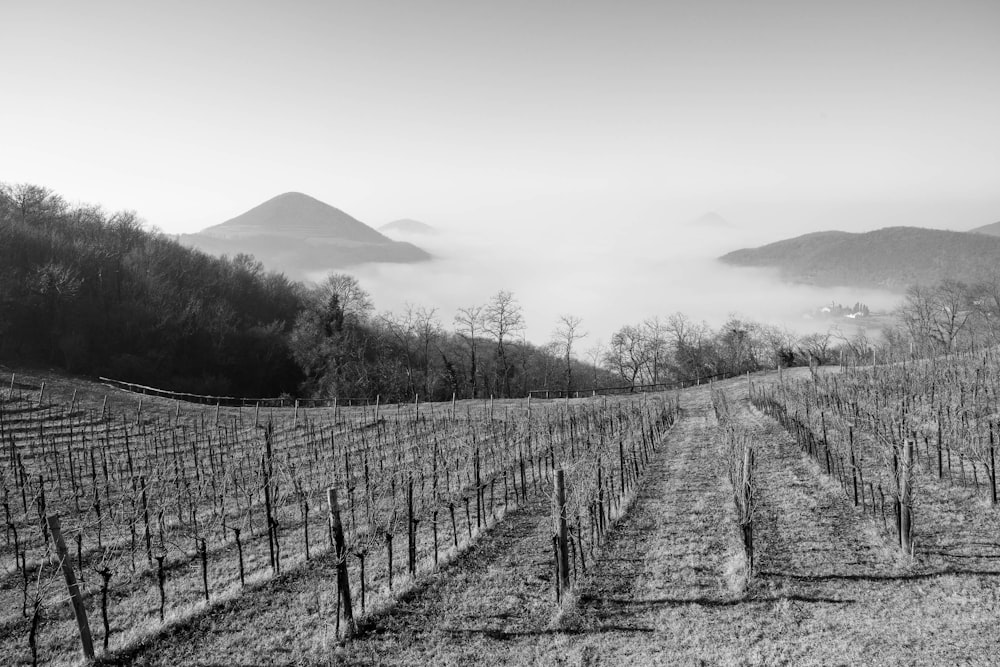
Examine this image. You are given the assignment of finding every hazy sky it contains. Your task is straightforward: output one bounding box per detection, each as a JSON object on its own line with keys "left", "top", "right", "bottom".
{"left": 4, "top": 0, "right": 999, "bottom": 240}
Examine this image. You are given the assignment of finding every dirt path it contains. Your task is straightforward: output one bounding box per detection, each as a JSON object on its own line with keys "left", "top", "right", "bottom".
{"left": 557, "top": 384, "right": 1000, "bottom": 666}
{"left": 575, "top": 385, "right": 734, "bottom": 608}
{"left": 739, "top": 401, "right": 899, "bottom": 587}
{"left": 544, "top": 385, "right": 751, "bottom": 665}
{"left": 731, "top": 392, "right": 999, "bottom": 666}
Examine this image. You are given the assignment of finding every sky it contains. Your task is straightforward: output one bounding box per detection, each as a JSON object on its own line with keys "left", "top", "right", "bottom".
{"left": 4, "top": 1, "right": 1000, "bottom": 343}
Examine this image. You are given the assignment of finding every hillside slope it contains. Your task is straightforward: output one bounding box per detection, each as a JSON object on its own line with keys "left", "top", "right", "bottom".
{"left": 969, "top": 220, "right": 1000, "bottom": 236}
{"left": 181, "top": 192, "right": 432, "bottom": 277}
{"left": 720, "top": 226, "right": 1000, "bottom": 290}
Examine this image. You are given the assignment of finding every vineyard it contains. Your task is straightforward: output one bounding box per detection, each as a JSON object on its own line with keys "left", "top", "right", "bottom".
{"left": 0, "top": 371, "right": 677, "bottom": 665}
{"left": 752, "top": 352, "right": 1000, "bottom": 556}
{"left": 3, "top": 359, "right": 1000, "bottom": 665}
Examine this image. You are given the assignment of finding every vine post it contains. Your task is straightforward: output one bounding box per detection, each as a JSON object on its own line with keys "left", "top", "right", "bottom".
{"left": 899, "top": 438, "right": 914, "bottom": 554}
{"left": 46, "top": 515, "right": 94, "bottom": 660}
{"left": 554, "top": 469, "right": 570, "bottom": 599}
{"left": 327, "top": 488, "right": 355, "bottom": 634}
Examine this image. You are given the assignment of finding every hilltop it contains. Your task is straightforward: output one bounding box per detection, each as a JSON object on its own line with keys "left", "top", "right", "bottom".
{"left": 181, "top": 192, "right": 431, "bottom": 277}
{"left": 690, "top": 211, "right": 732, "bottom": 229}
{"left": 969, "top": 220, "right": 1000, "bottom": 236}
{"left": 380, "top": 218, "right": 437, "bottom": 236}
{"left": 720, "top": 226, "right": 1000, "bottom": 290}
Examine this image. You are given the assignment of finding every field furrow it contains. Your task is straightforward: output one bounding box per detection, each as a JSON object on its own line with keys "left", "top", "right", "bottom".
{"left": 578, "top": 387, "right": 733, "bottom": 615}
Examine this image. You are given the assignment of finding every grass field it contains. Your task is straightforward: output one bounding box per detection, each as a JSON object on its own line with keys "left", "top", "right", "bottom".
{"left": 2, "top": 366, "right": 998, "bottom": 665}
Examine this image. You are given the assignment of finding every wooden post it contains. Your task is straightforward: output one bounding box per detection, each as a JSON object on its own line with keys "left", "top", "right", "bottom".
{"left": 328, "top": 488, "right": 355, "bottom": 633}
{"left": 554, "top": 469, "right": 570, "bottom": 595}
{"left": 899, "top": 439, "right": 913, "bottom": 554}
{"left": 7, "top": 372, "right": 13, "bottom": 399}
{"left": 407, "top": 475, "right": 416, "bottom": 576}
{"left": 199, "top": 538, "right": 209, "bottom": 601}
{"left": 990, "top": 443, "right": 998, "bottom": 506}
{"left": 46, "top": 515, "right": 94, "bottom": 660}
{"left": 849, "top": 427, "right": 858, "bottom": 506}
{"left": 989, "top": 424, "right": 997, "bottom": 505}
{"left": 741, "top": 441, "right": 754, "bottom": 570}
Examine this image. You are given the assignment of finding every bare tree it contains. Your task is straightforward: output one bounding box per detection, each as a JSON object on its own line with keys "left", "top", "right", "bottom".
{"left": 933, "top": 279, "right": 974, "bottom": 352}
{"left": 604, "top": 325, "right": 647, "bottom": 390}
{"left": 8, "top": 183, "right": 67, "bottom": 224}
{"left": 830, "top": 325, "right": 872, "bottom": 365}
{"left": 453, "top": 305, "right": 485, "bottom": 398}
{"left": 317, "top": 273, "right": 374, "bottom": 323}
{"left": 641, "top": 316, "right": 667, "bottom": 385}
{"left": 414, "top": 307, "right": 441, "bottom": 398}
{"left": 797, "top": 330, "right": 834, "bottom": 366}
{"left": 484, "top": 290, "right": 525, "bottom": 397}
{"left": 749, "top": 321, "right": 795, "bottom": 369}
{"left": 537, "top": 340, "right": 562, "bottom": 390}
{"left": 665, "top": 312, "right": 713, "bottom": 380}
{"left": 379, "top": 306, "right": 417, "bottom": 397}
{"left": 584, "top": 339, "right": 606, "bottom": 388}
{"left": 898, "top": 280, "right": 973, "bottom": 354}
{"left": 551, "top": 314, "right": 587, "bottom": 394}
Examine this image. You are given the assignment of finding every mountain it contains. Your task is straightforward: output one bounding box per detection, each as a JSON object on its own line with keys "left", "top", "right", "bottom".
{"left": 380, "top": 218, "right": 437, "bottom": 236}
{"left": 719, "top": 226, "right": 1000, "bottom": 291}
{"left": 969, "top": 221, "right": 1000, "bottom": 236}
{"left": 690, "top": 212, "right": 732, "bottom": 228}
{"left": 180, "top": 193, "right": 431, "bottom": 277}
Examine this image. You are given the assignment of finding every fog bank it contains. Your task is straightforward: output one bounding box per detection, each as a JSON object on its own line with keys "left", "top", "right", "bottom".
{"left": 313, "top": 223, "right": 901, "bottom": 347}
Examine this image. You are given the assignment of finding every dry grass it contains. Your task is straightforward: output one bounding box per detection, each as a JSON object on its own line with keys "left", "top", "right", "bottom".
{"left": 6, "top": 370, "right": 1000, "bottom": 665}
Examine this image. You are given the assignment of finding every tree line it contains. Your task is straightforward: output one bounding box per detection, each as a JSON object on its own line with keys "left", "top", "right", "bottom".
{"left": 886, "top": 278, "right": 1000, "bottom": 358}
{"left": 13, "top": 181, "right": 950, "bottom": 401}
{"left": 285, "top": 275, "right": 621, "bottom": 400}
{"left": 0, "top": 182, "right": 623, "bottom": 400}
{"left": 0, "top": 183, "right": 302, "bottom": 396}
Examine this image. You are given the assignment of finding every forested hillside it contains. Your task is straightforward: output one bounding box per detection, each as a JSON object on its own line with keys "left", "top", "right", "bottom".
{"left": 0, "top": 183, "right": 620, "bottom": 399}
{"left": 720, "top": 226, "right": 1000, "bottom": 290}
{"left": 12, "top": 182, "right": 967, "bottom": 402}
{"left": 0, "top": 183, "right": 305, "bottom": 395}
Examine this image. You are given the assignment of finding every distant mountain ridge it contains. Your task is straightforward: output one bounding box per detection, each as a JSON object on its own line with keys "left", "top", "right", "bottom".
{"left": 380, "top": 218, "right": 437, "bottom": 236}
{"left": 198, "top": 192, "right": 388, "bottom": 243}
{"left": 969, "top": 220, "right": 1000, "bottom": 236}
{"left": 691, "top": 211, "right": 732, "bottom": 228}
{"left": 720, "top": 226, "right": 1000, "bottom": 290}
{"left": 180, "top": 193, "right": 431, "bottom": 277}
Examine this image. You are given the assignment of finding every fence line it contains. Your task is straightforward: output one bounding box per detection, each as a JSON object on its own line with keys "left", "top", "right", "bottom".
{"left": 96, "top": 368, "right": 765, "bottom": 410}
{"left": 527, "top": 368, "right": 763, "bottom": 399}
{"left": 97, "top": 377, "right": 375, "bottom": 408}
